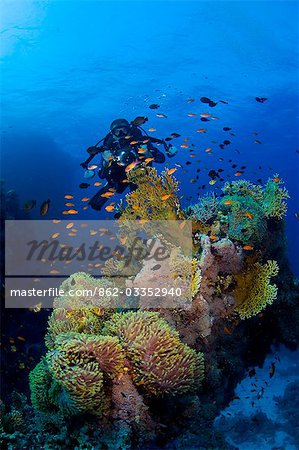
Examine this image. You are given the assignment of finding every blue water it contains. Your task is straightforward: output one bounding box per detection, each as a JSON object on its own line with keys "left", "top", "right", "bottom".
{"left": 1, "top": 0, "right": 298, "bottom": 277}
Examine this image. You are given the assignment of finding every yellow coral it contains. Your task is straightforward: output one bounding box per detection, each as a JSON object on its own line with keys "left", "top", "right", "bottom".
{"left": 120, "top": 165, "right": 184, "bottom": 221}
{"left": 234, "top": 260, "right": 279, "bottom": 319}
{"left": 192, "top": 258, "right": 202, "bottom": 297}
{"left": 168, "top": 249, "right": 201, "bottom": 298}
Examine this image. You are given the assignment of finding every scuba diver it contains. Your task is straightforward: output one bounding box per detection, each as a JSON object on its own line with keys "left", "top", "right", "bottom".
{"left": 80, "top": 118, "right": 178, "bottom": 211}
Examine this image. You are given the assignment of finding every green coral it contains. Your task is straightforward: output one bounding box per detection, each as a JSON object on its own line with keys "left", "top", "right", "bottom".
{"left": 103, "top": 311, "right": 204, "bottom": 396}
{"left": 220, "top": 176, "right": 289, "bottom": 245}
{"left": 29, "top": 357, "right": 56, "bottom": 412}
{"left": 234, "top": 260, "right": 279, "bottom": 319}
{"left": 262, "top": 175, "right": 289, "bottom": 219}
{"left": 221, "top": 194, "right": 267, "bottom": 245}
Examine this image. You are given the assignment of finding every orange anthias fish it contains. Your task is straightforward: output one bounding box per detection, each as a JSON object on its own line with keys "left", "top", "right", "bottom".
{"left": 105, "top": 205, "right": 115, "bottom": 212}
{"left": 197, "top": 128, "right": 207, "bottom": 133}
{"left": 224, "top": 326, "right": 233, "bottom": 335}
{"left": 224, "top": 200, "right": 234, "bottom": 205}
{"left": 125, "top": 160, "right": 140, "bottom": 173}
{"left": 101, "top": 191, "right": 115, "bottom": 198}
{"left": 243, "top": 245, "right": 254, "bottom": 251}
{"left": 145, "top": 157, "right": 154, "bottom": 163}
{"left": 273, "top": 176, "right": 282, "bottom": 183}
{"left": 161, "top": 194, "right": 171, "bottom": 200}
{"left": 244, "top": 212, "right": 254, "bottom": 220}
{"left": 209, "top": 235, "right": 218, "bottom": 240}
{"left": 167, "top": 168, "right": 177, "bottom": 175}
{"left": 67, "top": 209, "right": 79, "bottom": 214}
{"left": 65, "top": 195, "right": 74, "bottom": 199}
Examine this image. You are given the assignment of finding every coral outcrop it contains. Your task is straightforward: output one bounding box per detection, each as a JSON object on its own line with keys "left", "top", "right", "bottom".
{"left": 9, "top": 173, "right": 296, "bottom": 450}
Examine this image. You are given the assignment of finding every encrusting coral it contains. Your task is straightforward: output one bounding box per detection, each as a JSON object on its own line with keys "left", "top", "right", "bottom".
{"left": 234, "top": 260, "right": 279, "bottom": 319}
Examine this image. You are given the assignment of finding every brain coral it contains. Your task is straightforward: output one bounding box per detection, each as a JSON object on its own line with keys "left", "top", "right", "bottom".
{"left": 103, "top": 311, "right": 204, "bottom": 396}
{"left": 234, "top": 260, "right": 279, "bottom": 319}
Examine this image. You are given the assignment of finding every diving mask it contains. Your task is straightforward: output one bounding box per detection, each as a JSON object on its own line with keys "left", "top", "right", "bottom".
{"left": 113, "top": 126, "right": 129, "bottom": 138}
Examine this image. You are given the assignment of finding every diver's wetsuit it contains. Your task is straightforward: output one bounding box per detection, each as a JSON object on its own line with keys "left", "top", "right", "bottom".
{"left": 85, "top": 125, "right": 166, "bottom": 211}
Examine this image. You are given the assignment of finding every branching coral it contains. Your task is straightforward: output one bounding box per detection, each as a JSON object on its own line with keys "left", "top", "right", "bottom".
{"left": 234, "top": 260, "right": 279, "bottom": 319}
{"left": 186, "top": 192, "right": 220, "bottom": 224}
{"left": 103, "top": 311, "right": 204, "bottom": 396}
{"left": 222, "top": 179, "right": 264, "bottom": 201}
{"left": 168, "top": 247, "right": 201, "bottom": 297}
{"left": 120, "top": 165, "right": 184, "bottom": 220}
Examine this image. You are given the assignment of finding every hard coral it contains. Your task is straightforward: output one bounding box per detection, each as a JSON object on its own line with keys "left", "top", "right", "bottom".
{"left": 186, "top": 192, "right": 220, "bottom": 224}
{"left": 103, "top": 311, "right": 204, "bottom": 396}
{"left": 234, "top": 260, "right": 279, "bottom": 319}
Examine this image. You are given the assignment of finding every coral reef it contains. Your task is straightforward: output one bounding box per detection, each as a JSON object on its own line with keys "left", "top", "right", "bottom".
{"left": 3, "top": 174, "right": 298, "bottom": 449}
{"left": 53, "top": 272, "right": 116, "bottom": 309}
{"left": 29, "top": 304, "right": 204, "bottom": 444}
